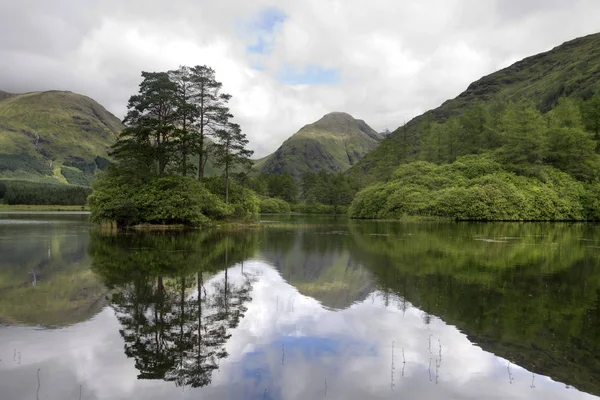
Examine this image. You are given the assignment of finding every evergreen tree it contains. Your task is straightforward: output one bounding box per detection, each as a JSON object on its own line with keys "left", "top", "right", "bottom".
{"left": 189, "top": 66, "right": 232, "bottom": 182}
{"left": 114, "top": 72, "right": 179, "bottom": 177}
{"left": 582, "top": 93, "right": 600, "bottom": 146}
{"left": 212, "top": 123, "right": 254, "bottom": 203}
{"left": 497, "top": 101, "right": 548, "bottom": 166}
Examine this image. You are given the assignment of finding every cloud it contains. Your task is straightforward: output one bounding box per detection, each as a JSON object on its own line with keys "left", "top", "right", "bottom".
{"left": 0, "top": 0, "right": 599, "bottom": 156}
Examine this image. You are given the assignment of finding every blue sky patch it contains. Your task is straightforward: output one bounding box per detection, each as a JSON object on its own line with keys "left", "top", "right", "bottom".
{"left": 277, "top": 64, "right": 342, "bottom": 85}
{"left": 245, "top": 7, "right": 287, "bottom": 55}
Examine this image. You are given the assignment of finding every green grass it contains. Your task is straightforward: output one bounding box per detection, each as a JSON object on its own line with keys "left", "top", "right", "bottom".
{"left": 0, "top": 90, "right": 122, "bottom": 184}
{"left": 0, "top": 204, "right": 88, "bottom": 211}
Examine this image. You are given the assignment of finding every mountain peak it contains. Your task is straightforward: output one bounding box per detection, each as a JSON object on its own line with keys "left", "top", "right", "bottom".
{"left": 254, "top": 111, "right": 384, "bottom": 178}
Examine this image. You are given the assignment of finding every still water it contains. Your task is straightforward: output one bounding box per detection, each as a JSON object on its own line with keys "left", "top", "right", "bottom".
{"left": 0, "top": 213, "right": 599, "bottom": 399}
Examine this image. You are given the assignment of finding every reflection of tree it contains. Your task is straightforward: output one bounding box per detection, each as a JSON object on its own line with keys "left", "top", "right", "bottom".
{"left": 349, "top": 221, "right": 600, "bottom": 396}
{"left": 90, "top": 230, "right": 257, "bottom": 388}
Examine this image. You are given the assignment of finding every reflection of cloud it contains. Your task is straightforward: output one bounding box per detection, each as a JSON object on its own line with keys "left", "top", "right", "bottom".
{"left": 0, "top": 260, "right": 597, "bottom": 399}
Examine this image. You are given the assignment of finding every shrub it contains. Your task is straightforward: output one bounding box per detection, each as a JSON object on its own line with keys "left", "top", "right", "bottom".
{"left": 88, "top": 172, "right": 234, "bottom": 227}
{"left": 259, "top": 198, "right": 291, "bottom": 213}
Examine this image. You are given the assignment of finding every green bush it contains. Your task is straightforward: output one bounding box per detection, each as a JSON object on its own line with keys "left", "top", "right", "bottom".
{"left": 259, "top": 198, "right": 291, "bottom": 214}
{"left": 2, "top": 180, "right": 91, "bottom": 205}
{"left": 290, "top": 202, "right": 345, "bottom": 214}
{"left": 350, "top": 155, "right": 589, "bottom": 221}
{"left": 88, "top": 172, "right": 233, "bottom": 227}
{"left": 0, "top": 153, "right": 52, "bottom": 176}
{"left": 61, "top": 167, "right": 94, "bottom": 186}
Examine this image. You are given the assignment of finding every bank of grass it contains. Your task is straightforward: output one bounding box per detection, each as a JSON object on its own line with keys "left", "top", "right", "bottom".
{"left": 0, "top": 204, "right": 88, "bottom": 212}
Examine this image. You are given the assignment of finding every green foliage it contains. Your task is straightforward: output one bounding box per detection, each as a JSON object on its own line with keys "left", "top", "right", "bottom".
{"left": 259, "top": 198, "right": 291, "bottom": 214}
{"left": 2, "top": 180, "right": 91, "bottom": 205}
{"left": 350, "top": 155, "right": 594, "bottom": 221}
{"left": 61, "top": 166, "right": 93, "bottom": 186}
{"left": 95, "top": 156, "right": 111, "bottom": 170}
{"left": 263, "top": 172, "right": 299, "bottom": 203}
{"left": 88, "top": 170, "right": 231, "bottom": 227}
{"left": 0, "top": 153, "right": 52, "bottom": 176}
{"left": 300, "top": 171, "right": 355, "bottom": 208}
{"left": 290, "top": 202, "right": 347, "bottom": 215}
{"left": 0, "top": 181, "right": 6, "bottom": 199}
{"left": 350, "top": 33, "right": 600, "bottom": 183}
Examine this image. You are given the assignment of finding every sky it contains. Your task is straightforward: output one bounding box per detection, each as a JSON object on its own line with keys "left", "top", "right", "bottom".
{"left": 1, "top": 0, "right": 600, "bottom": 157}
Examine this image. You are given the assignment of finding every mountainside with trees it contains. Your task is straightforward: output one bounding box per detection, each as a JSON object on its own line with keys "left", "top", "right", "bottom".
{"left": 348, "top": 32, "right": 600, "bottom": 221}
{"left": 254, "top": 112, "right": 383, "bottom": 179}
{"left": 349, "top": 32, "right": 600, "bottom": 184}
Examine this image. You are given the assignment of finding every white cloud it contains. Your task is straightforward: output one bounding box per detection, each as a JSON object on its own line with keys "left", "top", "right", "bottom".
{"left": 1, "top": 0, "right": 599, "bottom": 156}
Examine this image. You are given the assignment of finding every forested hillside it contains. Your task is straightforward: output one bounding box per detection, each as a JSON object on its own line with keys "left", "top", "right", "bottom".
{"left": 350, "top": 32, "right": 600, "bottom": 184}
{"left": 347, "top": 32, "right": 600, "bottom": 221}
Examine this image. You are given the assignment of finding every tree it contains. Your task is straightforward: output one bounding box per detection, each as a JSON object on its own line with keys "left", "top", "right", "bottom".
{"left": 189, "top": 66, "right": 232, "bottom": 182}
{"left": 459, "top": 101, "right": 492, "bottom": 153}
{"left": 582, "top": 93, "right": 600, "bottom": 145}
{"left": 496, "top": 101, "right": 548, "bottom": 166}
{"left": 267, "top": 172, "right": 299, "bottom": 203}
{"left": 113, "top": 72, "right": 179, "bottom": 177}
{"left": 212, "top": 123, "right": 254, "bottom": 203}
{"left": 168, "top": 66, "right": 199, "bottom": 176}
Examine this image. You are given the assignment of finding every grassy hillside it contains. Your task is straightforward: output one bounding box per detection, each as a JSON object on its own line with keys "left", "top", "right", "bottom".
{"left": 254, "top": 112, "right": 383, "bottom": 179}
{"left": 0, "top": 90, "right": 122, "bottom": 185}
{"left": 351, "top": 32, "right": 600, "bottom": 183}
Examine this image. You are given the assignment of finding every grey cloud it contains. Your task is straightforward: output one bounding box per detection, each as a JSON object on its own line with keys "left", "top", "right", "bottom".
{"left": 0, "top": 0, "right": 599, "bottom": 156}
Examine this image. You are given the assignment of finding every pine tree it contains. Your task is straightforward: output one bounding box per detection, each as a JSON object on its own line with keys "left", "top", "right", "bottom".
{"left": 212, "top": 123, "right": 253, "bottom": 203}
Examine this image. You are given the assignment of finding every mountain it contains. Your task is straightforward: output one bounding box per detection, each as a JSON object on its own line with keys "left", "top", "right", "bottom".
{"left": 254, "top": 112, "right": 384, "bottom": 178}
{"left": 0, "top": 90, "right": 122, "bottom": 185}
{"left": 350, "top": 32, "right": 600, "bottom": 183}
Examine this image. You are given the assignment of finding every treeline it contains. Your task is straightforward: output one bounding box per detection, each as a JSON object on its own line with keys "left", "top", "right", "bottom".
{"left": 0, "top": 180, "right": 91, "bottom": 205}
{"left": 350, "top": 93, "right": 600, "bottom": 220}
{"left": 89, "top": 65, "right": 257, "bottom": 227}
{"left": 246, "top": 170, "right": 356, "bottom": 214}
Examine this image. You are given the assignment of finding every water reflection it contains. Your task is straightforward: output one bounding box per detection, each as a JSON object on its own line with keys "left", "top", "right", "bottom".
{"left": 0, "top": 216, "right": 599, "bottom": 399}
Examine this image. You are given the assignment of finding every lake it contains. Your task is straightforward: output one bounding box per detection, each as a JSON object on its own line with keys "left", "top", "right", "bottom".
{"left": 0, "top": 213, "right": 599, "bottom": 399}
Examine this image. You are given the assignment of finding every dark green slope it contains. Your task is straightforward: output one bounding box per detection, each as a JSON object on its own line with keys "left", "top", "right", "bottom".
{"left": 351, "top": 32, "right": 600, "bottom": 183}
{"left": 254, "top": 112, "right": 383, "bottom": 179}
{"left": 0, "top": 90, "right": 123, "bottom": 185}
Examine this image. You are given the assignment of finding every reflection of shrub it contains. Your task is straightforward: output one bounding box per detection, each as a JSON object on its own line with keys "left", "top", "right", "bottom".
{"left": 2, "top": 180, "right": 91, "bottom": 205}
{"left": 259, "top": 198, "right": 291, "bottom": 213}
{"left": 61, "top": 167, "right": 93, "bottom": 186}
{"left": 0, "top": 182, "right": 6, "bottom": 199}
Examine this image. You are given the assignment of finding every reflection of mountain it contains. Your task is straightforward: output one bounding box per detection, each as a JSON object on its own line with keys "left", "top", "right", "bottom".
{"left": 348, "top": 221, "right": 600, "bottom": 397}
{"left": 257, "top": 228, "right": 374, "bottom": 309}
{"left": 0, "top": 214, "right": 106, "bottom": 326}
{"left": 90, "top": 231, "right": 257, "bottom": 388}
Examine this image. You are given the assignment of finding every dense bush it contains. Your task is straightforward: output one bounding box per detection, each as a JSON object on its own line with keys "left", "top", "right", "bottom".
{"left": 202, "top": 176, "right": 259, "bottom": 219}
{"left": 95, "top": 156, "right": 111, "bottom": 170}
{"left": 88, "top": 172, "right": 234, "bottom": 227}
{"left": 350, "top": 156, "right": 595, "bottom": 221}
{"left": 63, "top": 157, "right": 96, "bottom": 174}
{"left": 2, "top": 180, "right": 91, "bottom": 205}
{"left": 291, "top": 202, "right": 348, "bottom": 215}
{"left": 259, "top": 198, "right": 291, "bottom": 213}
{"left": 61, "top": 167, "right": 93, "bottom": 186}
{"left": 0, "top": 154, "right": 52, "bottom": 176}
